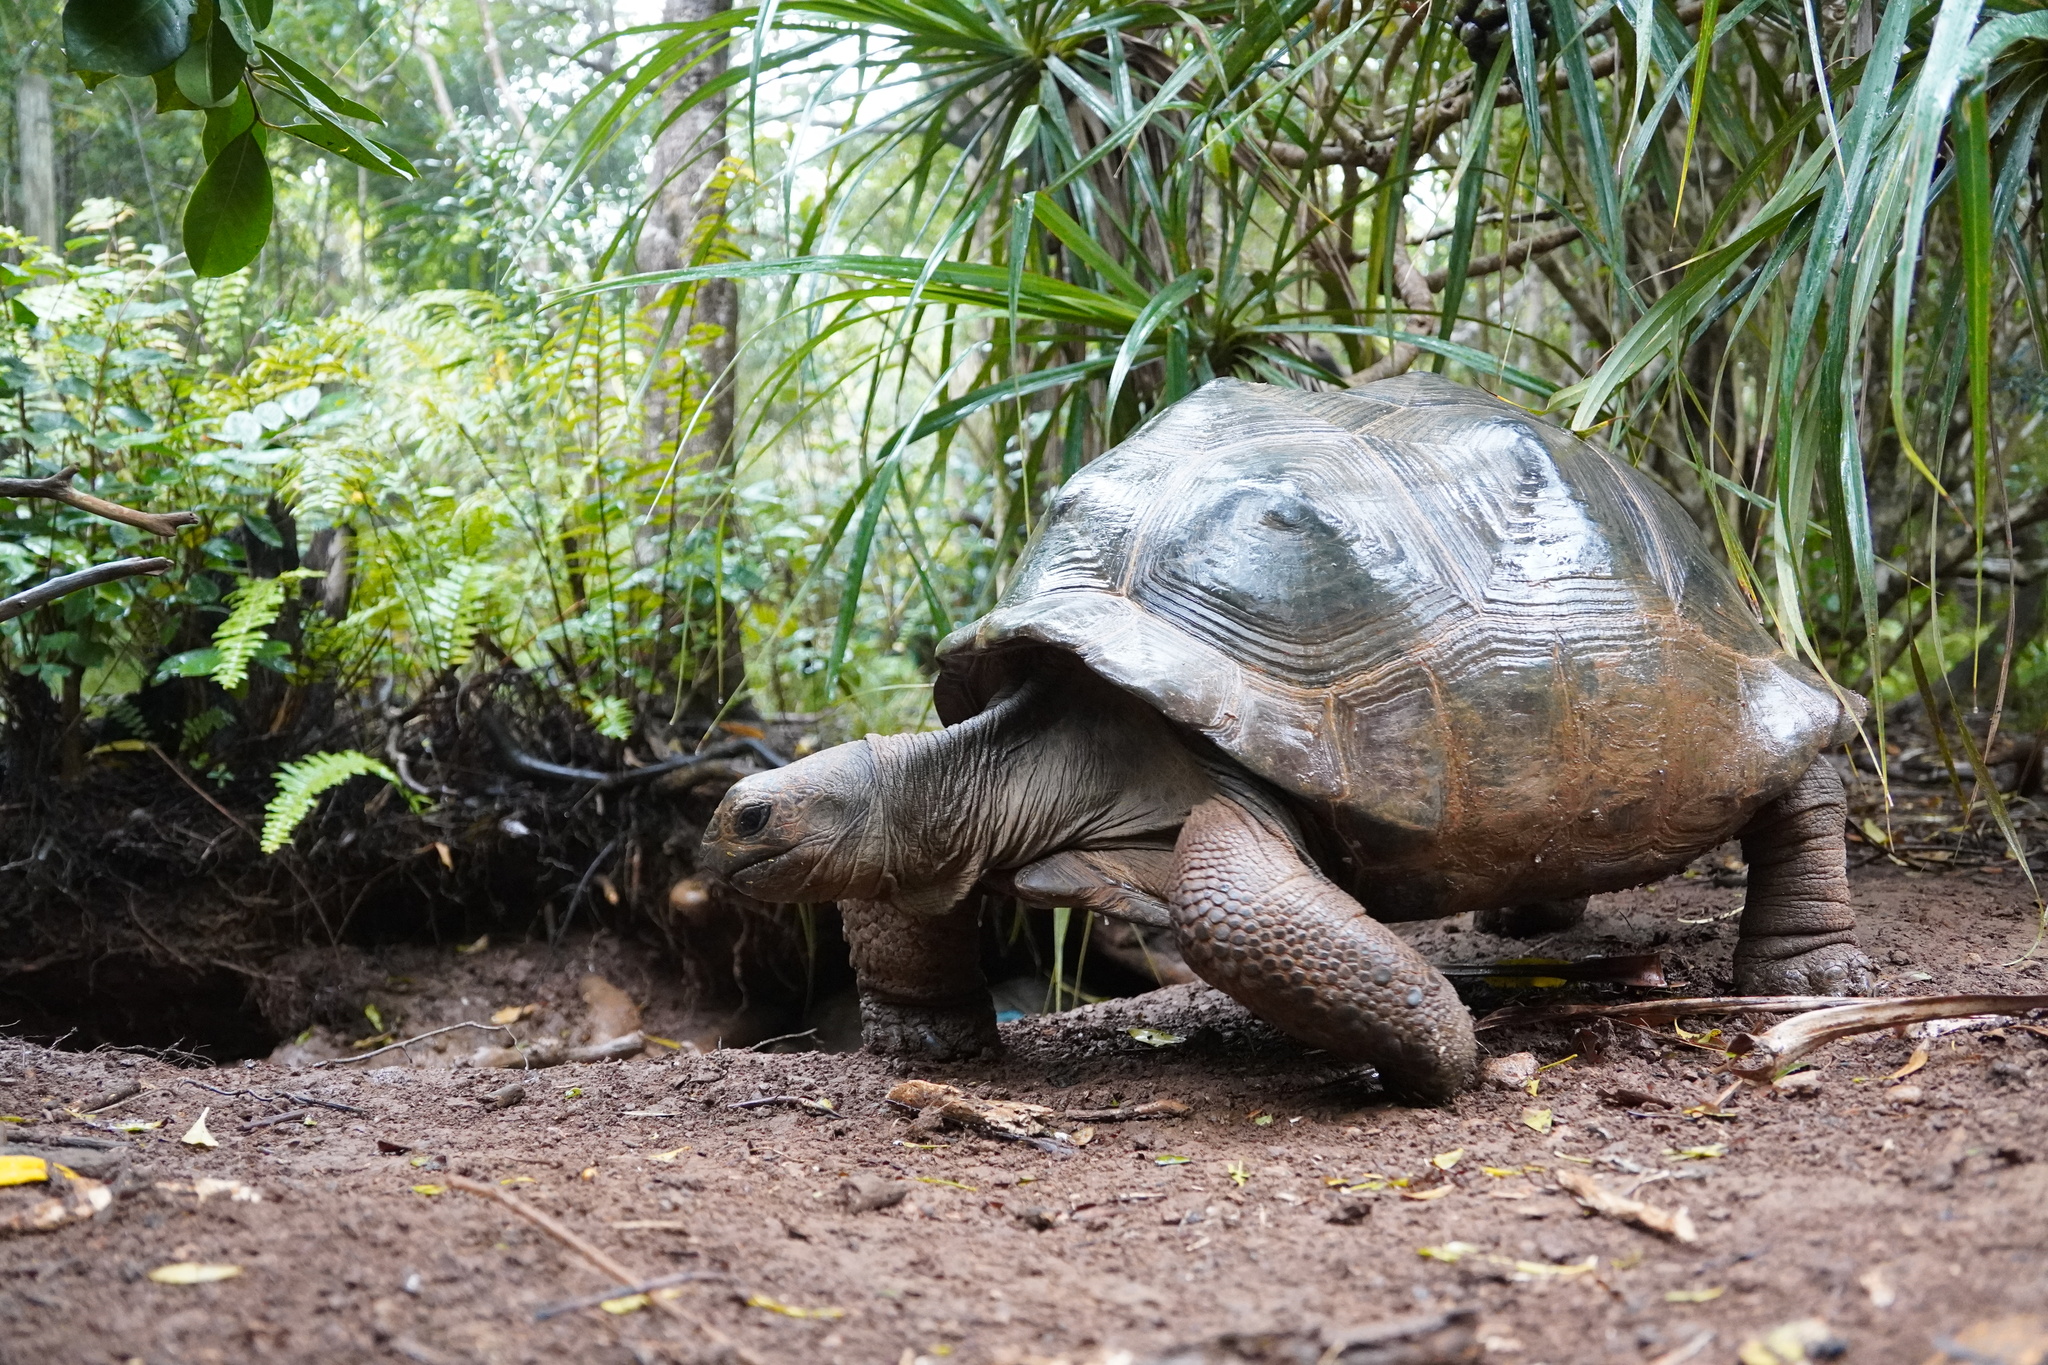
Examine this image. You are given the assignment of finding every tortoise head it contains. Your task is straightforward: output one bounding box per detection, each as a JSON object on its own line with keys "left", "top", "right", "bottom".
{"left": 698, "top": 740, "right": 884, "bottom": 902}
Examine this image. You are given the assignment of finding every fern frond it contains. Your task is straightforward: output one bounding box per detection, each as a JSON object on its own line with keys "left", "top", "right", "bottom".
{"left": 210, "top": 569, "right": 317, "bottom": 691}
{"left": 260, "top": 750, "right": 404, "bottom": 854}
{"left": 421, "top": 560, "right": 498, "bottom": 671}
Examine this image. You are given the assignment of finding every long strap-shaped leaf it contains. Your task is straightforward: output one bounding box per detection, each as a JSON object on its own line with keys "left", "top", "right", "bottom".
{"left": 1105, "top": 271, "right": 1208, "bottom": 419}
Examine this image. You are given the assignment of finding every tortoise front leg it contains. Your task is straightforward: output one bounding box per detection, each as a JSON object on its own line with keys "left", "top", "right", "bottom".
{"left": 1733, "top": 760, "right": 1873, "bottom": 994}
{"left": 1169, "top": 796, "right": 1477, "bottom": 1102}
{"left": 839, "top": 897, "right": 1000, "bottom": 1060}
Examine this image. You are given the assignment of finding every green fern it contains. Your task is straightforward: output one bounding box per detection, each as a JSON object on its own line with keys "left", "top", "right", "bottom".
{"left": 211, "top": 570, "right": 317, "bottom": 691}
{"left": 420, "top": 561, "right": 497, "bottom": 671}
{"left": 584, "top": 693, "right": 633, "bottom": 742}
{"left": 261, "top": 750, "right": 405, "bottom": 854}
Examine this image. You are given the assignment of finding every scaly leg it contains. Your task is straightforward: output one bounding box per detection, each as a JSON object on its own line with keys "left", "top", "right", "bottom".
{"left": 1733, "top": 759, "right": 1873, "bottom": 994}
{"left": 839, "top": 897, "right": 1000, "bottom": 1060}
{"left": 1170, "top": 795, "right": 1477, "bottom": 1102}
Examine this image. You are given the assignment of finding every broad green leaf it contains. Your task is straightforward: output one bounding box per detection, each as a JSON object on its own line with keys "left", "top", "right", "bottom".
{"left": 182, "top": 130, "right": 272, "bottom": 277}
{"left": 174, "top": 18, "right": 246, "bottom": 108}
{"left": 255, "top": 43, "right": 381, "bottom": 122}
{"left": 201, "top": 84, "right": 259, "bottom": 160}
{"left": 279, "top": 121, "right": 414, "bottom": 178}
{"left": 63, "top": 0, "right": 193, "bottom": 77}
{"left": 215, "top": 0, "right": 258, "bottom": 52}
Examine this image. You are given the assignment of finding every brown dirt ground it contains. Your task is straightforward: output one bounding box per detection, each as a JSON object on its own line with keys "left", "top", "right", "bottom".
{"left": 2, "top": 860, "right": 2045, "bottom": 1365}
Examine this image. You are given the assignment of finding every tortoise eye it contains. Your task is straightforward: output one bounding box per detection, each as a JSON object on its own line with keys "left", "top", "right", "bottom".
{"left": 731, "top": 801, "right": 772, "bottom": 838}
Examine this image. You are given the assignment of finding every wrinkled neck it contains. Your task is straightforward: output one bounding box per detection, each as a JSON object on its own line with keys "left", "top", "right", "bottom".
{"left": 864, "top": 673, "right": 1213, "bottom": 913}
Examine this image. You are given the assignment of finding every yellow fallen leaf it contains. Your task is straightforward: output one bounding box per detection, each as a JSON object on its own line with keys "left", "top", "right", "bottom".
{"left": 112, "top": 1119, "right": 163, "bottom": 1132}
{"left": 645, "top": 1036, "right": 684, "bottom": 1050}
{"left": 498, "top": 1176, "right": 535, "bottom": 1185}
{"left": 746, "top": 1294, "right": 846, "bottom": 1320}
{"left": 1667, "top": 1145, "right": 1727, "bottom": 1160}
{"left": 148, "top": 1263, "right": 242, "bottom": 1285}
{"left": 1154, "top": 1155, "right": 1190, "bottom": 1166}
{"left": 180, "top": 1109, "right": 218, "bottom": 1148}
{"left": 1666, "top": 1287, "right": 1725, "bottom": 1304}
{"left": 1481, "top": 1165, "right": 1529, "bottom": 1178}
{"left": 648, "top": 1147, "right": 691, "bottom": 1162}
{"left": 913, "top": 1177, "right": 976, "bottom": 1191}
{"left": 1511, "top": 1257, "right": 1598, "bottom": 1278}
{"left": 1127, "top": 1028, "right": 1185, "bottom": 1047}
{"left": 1226, "top": 1161, "right": 1251, "bottom": 1187}
{"left": 1885, "top": 1047, "right": 1928, "bottom": 1082}
{"left": 1520, "top": 1107, "right": 1553, "bottom": 1134}
{"left": 1401, "top": 1185, "right": 1453, "bottom": 1201}
{"left": 457, "top": 934, "right": 489, "bottom": 954}
{"left": 1430, "top": 1149, "right": 1464, "bottom": 1170}
{"left": 0, "top": 1154, "right": 48, "bottom": 1186}
{"left": 490, "top": 1004, "right": 538, "bottom": 1025}
{"left": 412, "top": 1184, "right": 446, "bottom": 1196}
{"left": 601, "top": 1293, "right": 650, "bottom": 1315}
{"left": 1417, "top": 1241, "right": 1480, "bottom": 1262}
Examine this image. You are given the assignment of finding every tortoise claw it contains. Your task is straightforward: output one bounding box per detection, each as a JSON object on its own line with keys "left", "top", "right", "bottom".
{"left": 858, "top": 993, "right": 1001, "bottom": 1061}
{"left": 1733, "top": 942, "right": 1874, "bottom": 997}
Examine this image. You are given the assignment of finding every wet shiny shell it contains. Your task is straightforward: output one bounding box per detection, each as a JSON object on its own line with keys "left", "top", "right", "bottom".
{"left": 936, "top": 375, "right": 1854, "bottom": 920}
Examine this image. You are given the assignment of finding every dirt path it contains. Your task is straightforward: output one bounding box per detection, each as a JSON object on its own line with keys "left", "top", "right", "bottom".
{"left": 3, "top": 863, "right": 2044, "bottom": 1365}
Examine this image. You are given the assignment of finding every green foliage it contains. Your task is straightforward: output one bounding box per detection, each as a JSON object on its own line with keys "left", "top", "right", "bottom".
{"left": 56, "top": 0, "right": 412, "bottom": 276}
{"left": 259, "top": 748, "right": 403, "bottom": 852}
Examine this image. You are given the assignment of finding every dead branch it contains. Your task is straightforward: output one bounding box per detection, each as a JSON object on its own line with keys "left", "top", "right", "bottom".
{"left": 312, "top": 1020, "right": 518, "bottom": 1068}
{"left": 1266, "top": 1, "right": 1708, "bottom": 172}
{"left": 1474, "top": 994, "right": 1856, "bottom": 1031}
{"left": 1724, "top": 994, "right": 2048, "bottom": 1083}
{"left": 1422, "top": 225, "right": 1584, "bottom": 292}
{"left": 479, "top": 710, "right": 786, "bottom": 790}
{"left": 0, "top": 465, "right": 198, "bottom": 537}
{"left": 1352, "top": 247, "right": 1438, "bottom": 384}
{"left": 1553, "top": 1167, "right": 1698, "bottom": 1243}
{"left": 0, "top": 557, "right": 173, "bottom": 625}
{"left": 445, "top": 1174, "right": 757, "bottom": 1361}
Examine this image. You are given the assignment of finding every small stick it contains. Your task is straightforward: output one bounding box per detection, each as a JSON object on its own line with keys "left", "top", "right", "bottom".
{"left": 443, "top": 1175, "right": 758, "bottom": 1362}
{"left": 744, "top": 1029, "right": 819, "bottom": 1052}
{"left": 285, "top": 1092, "right": 367, "bottom": 1115}
{"left": 1724, "top": 994, "right": 2048, "bottom": 1082}
{"left": 1053, "top": 1099, "right": 1190, "bottom": 1123}
{"left": 727, "top": 1095, "right": 836, "bottom": 1115}
{"left": 78, "top": 1081, "right": 143, "bottom": 1114}
{"left": 532, "top": 1271, "right": 734, "bottom": 1322}
{"left": 1475, "top": 995, "right": 1857, "bottom": 1031}
{"left": 241, "top": 1109, "right": 311, "bottom": 1131}
{"left": 312, "top": 1021, "right": 518, "bottom": 1068}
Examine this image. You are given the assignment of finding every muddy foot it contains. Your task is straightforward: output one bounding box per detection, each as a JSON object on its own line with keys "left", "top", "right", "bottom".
{"left": 859, "top": 993, "right": 1001, "bottom": 1061}
{"left": 1733, "top": 941, "right": 1874, "bottom": 995}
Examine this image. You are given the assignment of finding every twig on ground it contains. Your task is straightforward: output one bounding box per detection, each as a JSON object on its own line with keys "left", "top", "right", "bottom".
{"left": 1724, "top": 994, "right": 2048, "bottom": 1082}
{"left": 744, "top": 1028, "right": 819, "bottom": 1052}
{"left": 1474, "top": 995, "right": 1858, "bottom": 1031}
{"left": 241, "top": 1109, "right": 311, "bottom": 1131}
{"left": 286, "top": 1092, "right": 366, "bottom": 1115}
{"left": 77, "top": 1082, "right": 143, "bottom": 1114}
{"left": 727, "top": 1095, "right": 837, "bottom": 1115}
{"left": 313, "top": 1021, "right": 518, "bottom": 1068}
{"left": 1553, "top": 1166, "right": 1698, "bottom": 1243}
{"left": 1051, "top": 1099, "right": 1190, "bottom": 1123}
{"left": 532, "top": 1271, "right": 734, "bottom": 1322}
{"left": 481, "top": 711, "right": 785, "bottom": 790}
{"left": 444, "top": 1174, "right": 757, "bottom": 1361}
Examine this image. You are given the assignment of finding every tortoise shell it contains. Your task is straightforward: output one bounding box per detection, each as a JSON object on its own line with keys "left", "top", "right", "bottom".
{"left": 935, "top": 375, "right": 1854, "bottom": 921}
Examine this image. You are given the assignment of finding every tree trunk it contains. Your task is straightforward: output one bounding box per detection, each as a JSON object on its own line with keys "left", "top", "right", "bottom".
{"left": 637, "top": 0, "right": 746, "bottom": 718}
{"left": 16, "top": 72, "right": 58, "bottom": 250}
{"left": 637, "top": 0, "right": 738, "bottom": 471}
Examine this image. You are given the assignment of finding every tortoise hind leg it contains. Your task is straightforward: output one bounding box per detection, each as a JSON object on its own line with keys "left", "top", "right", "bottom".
{"left": 1732, "top": 760, "right": 1873, "bottom": 995}
{"left": 1475, "top": 897, "right": 1589, "bottom": 937}
{"left": 839, "top": 897, "right": 1000, "bottom": 1060}
{"left": 1169, "top": 795, "right": 1476, "bottom": 1102}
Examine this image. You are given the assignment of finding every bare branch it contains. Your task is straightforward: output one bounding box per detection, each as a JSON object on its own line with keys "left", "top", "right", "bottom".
{"left": 1421, "top": 224, "right": 1583, "bottom": 292}
{"left": 0, "top": 557, "right": 172, "bottom": 625}
{"left": 0, "top": 466, "right": 198, "bottom": 538}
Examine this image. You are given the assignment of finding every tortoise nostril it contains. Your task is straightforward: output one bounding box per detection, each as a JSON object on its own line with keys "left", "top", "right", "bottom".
{"left": 731, "top": 801, "right": 772, "bottom": 838}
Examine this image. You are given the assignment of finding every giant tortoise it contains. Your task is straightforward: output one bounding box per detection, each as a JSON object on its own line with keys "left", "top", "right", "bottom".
{"left": 699, "top": 374, "right": 1872, "bottom": 1100}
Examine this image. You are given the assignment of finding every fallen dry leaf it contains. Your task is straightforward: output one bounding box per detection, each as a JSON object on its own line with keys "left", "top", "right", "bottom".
{"left": 147, "top": 1262, "right": 242, "bottom": 1285}
{"left": 1885, "top": 1047, "right": 1929, "bottom": 1082}
{"left": 1520, "top": 1107, "right": 1554, "bottom": 1134}
{"left": 489, "top": 1004, "right": 538, "bottom": 1025}
{"left": 1553, "top": 1167, "right": 1698, "bottom": 1243}
{"left": 179, "top": 1109, "right": 218, "bottom": 1149}
{"left": 0, "top": 1154, "right": 48, "bottom": 1187}
{"left": 1430, "top": 1149, "right": 1465, "bottom": 1170}
{"left": 1922, "top": 1314, "right": 2048, "bottom": 1365}
{"left": 744, "top": 1294, "right": 845, "bottom": 1320}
